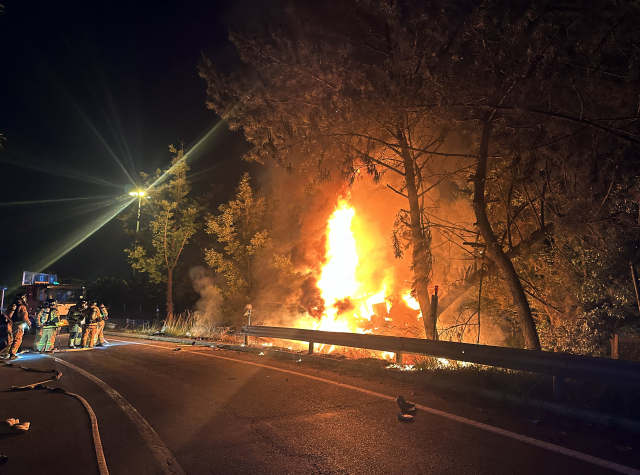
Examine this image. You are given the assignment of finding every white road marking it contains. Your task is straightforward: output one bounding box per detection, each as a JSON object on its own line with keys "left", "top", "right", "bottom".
{"left": 110, "top": 338, "right": 640, "bottom": 475}
{"left": 51, "top": 356, "right": 186, "bottom": 475}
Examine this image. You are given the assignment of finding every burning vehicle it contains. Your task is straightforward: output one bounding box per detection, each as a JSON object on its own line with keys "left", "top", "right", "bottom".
{"left": 289, "top": 199, "right": 424, "bottom": 350}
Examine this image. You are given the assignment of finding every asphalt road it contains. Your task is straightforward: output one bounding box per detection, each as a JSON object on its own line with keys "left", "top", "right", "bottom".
{"left": 1, "top": 335, "right": 639, "bottom": 475}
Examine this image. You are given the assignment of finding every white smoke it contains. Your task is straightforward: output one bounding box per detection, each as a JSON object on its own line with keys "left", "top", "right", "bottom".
{"left": 189, "top": 266, "right": 223, "bottom": 336}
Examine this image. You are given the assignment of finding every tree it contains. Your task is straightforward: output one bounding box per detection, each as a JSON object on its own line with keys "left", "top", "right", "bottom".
{"left": 200, "top": 1, "right": 476, "bottom": 339}
{"left": 417, "top": 0, "right": 640, "bottom": 349}
{"left": 204, "top": 173, "right": 271, "bottom": 315}
{"left": 201, "top": 0, "right": 640, "bottom": 350}
{"left": 124, "top": 145, "right": 201, "bottom": 320}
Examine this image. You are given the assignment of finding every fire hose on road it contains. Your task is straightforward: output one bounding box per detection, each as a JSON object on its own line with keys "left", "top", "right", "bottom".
{"left": 0, "top": 359, "right": 109, "bottom": 475}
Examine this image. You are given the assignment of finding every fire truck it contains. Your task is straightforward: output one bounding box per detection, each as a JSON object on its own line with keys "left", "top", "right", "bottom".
{"left": 21, "top": 271, "right": 85, "bottom": 318}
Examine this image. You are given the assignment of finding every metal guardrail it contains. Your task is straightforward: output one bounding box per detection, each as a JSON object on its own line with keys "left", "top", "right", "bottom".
{"left": 611, "top": 333, "right": 640, "bottom": 359}
{"left": 242, "top": 325, "right": 640, "bottom": 399}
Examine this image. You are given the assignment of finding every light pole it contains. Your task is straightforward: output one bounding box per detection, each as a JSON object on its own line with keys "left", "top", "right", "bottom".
{"left": 0, "top": 286, "right": 7, "bottom": 312}
{"left": 129, "top": 190, "right": 147, "bottom": 278}
{"left": 129, "top": 190, "right": 146, "bottom": 233}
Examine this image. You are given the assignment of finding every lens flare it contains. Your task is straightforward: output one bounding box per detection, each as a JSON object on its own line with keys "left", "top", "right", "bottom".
{"left": 6, "top": 197, "right": 135, "bottom": 292}
{"left": 0, "top": 157, "right": 126, "bottom": 189}
{"left": 148, "top": 120, "right": 228, "bottom": 190}
{"left": 0, "top": 195, "right": 121, "bottom": 207}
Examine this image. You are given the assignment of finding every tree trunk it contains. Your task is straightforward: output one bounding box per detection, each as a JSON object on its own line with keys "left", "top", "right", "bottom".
{"left": 400, "top": 143, "right": 435, "bottom": 339}
{"left": 630, "top": 261, "right": 640, "bottom": 318}
{"left": 473, "top": 121, "right": 541, "bottom": 350}
{"left": 436, "top": 224, "right": 554, "bottom": 319}
{"left": 166, "top": 268, "right": 174, "bottom": 322}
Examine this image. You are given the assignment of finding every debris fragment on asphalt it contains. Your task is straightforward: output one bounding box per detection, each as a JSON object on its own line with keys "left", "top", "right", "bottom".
{"left": 0, "top": 455, "right": 8, "bottom": 465}
{"left": 259, "top": 352, "right": 265, "bottom": 355}
{"left": 533, "top": 420, "right": 540, "bottom": 424}
{"left": 396, "top": 395, "right": 417, "bottom": 414}
{"left": 397, "top": 413, "right": 414, "bottom": 422}
{"left": 0, "top": 419, "right": 30, "bottom": 434}
{"left": 172, "top": 348, "right": 181, "bottom": 351}
{"left": 616, "top": 446, "right": 632, "bottom": 452}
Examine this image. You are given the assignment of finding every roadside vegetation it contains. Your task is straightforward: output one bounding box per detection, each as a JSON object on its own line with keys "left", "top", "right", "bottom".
{"left": 109, "top": 0, "right": 640, "bottom": 365}
{"left": 112, "top": 310, "right": 238, "bottom": 344}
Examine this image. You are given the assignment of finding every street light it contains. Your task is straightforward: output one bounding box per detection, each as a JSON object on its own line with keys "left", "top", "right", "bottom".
{"left": 129, "top": 190, "right": 148, "bottom": 278}
{"left": 129, "top": 190, "right": 146, "bottom": 233}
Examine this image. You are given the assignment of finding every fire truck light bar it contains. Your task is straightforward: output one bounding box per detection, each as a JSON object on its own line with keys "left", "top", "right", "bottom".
{"left": 22, "top": 271, "right": 58, "bottom": 286}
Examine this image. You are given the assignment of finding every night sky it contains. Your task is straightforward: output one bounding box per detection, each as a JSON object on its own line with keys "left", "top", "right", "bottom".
{"left": 0, "top": 0, "right": 255, "bottom": 288}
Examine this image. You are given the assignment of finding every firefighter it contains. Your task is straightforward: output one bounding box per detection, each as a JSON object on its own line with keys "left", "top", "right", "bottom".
{"left": 81, "top": 301, "right": 100, "bottom": 348}
{"left": 4, "top": 292, "right": 31, "bottom": 359}
{"left": 32, "top": 302, "right": 47, "bottom": 351}
{"left": 37, "top": 299, "right": 61, "bottom": 353}
{"left": 94, "top": 303, "right": 109, "bottom": 347}
{"left": 67, "top": 298, "right": 87, "bottom": 349}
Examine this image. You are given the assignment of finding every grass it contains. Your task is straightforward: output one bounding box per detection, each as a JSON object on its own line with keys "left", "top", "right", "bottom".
{"left": 113, "top": 311, "right": 240, "bottom": 344}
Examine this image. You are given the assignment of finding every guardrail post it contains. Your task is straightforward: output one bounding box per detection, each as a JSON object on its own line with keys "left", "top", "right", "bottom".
{"left": 243, "top": 306, "right": 252, "bottom": 347}
{"left": 611, "top": 334, "right": 619, "bottom": 359}
{"left": 553, "top": 375, "right": 564, "bottom": 401}
{"left": 395, "top": 351, "right": 403, "bottom": 365}
{"left": 308, "top": 341, "right": 314, "bottom": 354}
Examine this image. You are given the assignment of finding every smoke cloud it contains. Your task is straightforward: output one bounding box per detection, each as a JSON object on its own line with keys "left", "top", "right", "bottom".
{"left": 189, "top": 266, "right": 223, "bottom": 334}
{"left": 194, "top": 153, "right": 506, "bottom": 344}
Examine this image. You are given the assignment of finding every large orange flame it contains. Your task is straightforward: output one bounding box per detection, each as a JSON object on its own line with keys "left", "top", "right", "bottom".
{"left": 291, "top": 196, "right": 432, "bottom": 363}
{"left": 316, "top": 201, "right": 358, "bottom": 314}
{"left": 296, "top": 198, "right": 390, "bottom": 333}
